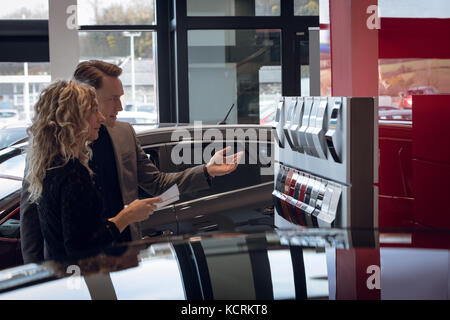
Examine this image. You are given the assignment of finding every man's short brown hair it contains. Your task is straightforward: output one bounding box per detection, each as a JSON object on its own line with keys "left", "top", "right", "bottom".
{"left": 73, "top": 60, "right": 122, "bottom": 89}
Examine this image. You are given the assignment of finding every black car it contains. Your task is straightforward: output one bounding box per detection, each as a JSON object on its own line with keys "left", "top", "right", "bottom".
{"left": 0, "top": 227, "right": 448, "bottom": 300}
{"left": 0, "top": 124, "right": 275, "bottom": 270}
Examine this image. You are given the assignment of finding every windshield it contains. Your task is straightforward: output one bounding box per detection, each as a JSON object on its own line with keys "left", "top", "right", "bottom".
{"left": 0, "top": 177, "right": 21, "bottom": 202}
{"left": 0, "top": 127, "right": 27, "bottom": 150}
{"left": 0, "top": 152, "right": 26, "bottom": 178}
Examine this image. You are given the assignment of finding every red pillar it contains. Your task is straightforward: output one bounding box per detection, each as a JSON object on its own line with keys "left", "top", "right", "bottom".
{"left": 329, "top": 0, "right": 379, "bottom": 96}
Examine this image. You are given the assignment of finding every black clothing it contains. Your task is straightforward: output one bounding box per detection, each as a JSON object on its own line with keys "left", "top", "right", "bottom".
{"left": 21, "top": 121, "right": 212, "bottom": 264}
{"left": 37, "top": 158, "right": 120, "bottom": 260}
{"left": 89, "top": 125, "right": 131, "bottom": 242}
{"left": 19, "top": 168, "right": 45, "bottom": 262}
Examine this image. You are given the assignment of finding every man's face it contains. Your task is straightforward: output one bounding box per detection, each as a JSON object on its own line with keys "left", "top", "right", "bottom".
{"left": 96, "top": 76, "right": 124, "bottom": 127}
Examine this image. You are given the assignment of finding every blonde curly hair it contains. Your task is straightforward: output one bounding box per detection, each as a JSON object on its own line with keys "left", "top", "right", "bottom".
{"left": 26, "top": 80, "right": 98, "bottom": 203}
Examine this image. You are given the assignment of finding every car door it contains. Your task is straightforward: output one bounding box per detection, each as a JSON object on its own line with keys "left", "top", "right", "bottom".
{"left": 164, "top": 125, "right": 275, "bottom": 235}
{"left": 0, "top": 176, "right": 23, "bottom": 270}
{"left": 136, "top": 127, "right": 181, "bottom": 236}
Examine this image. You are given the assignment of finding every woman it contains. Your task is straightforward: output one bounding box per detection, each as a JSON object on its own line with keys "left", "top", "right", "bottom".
{"left": 25, "top": 80, "right": 160, "bottom": 260}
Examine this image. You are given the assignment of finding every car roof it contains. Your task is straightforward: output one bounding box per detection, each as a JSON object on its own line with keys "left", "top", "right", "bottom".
{"left": 0, "top": 121, "right": 30, "bottom": 129}
{"left": 118, "top": 111, "right": 156, "bottom": 117}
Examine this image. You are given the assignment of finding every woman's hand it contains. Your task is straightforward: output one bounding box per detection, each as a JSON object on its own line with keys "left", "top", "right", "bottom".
{"left": 109, "top": 197, "right": 162, "bottom": 233}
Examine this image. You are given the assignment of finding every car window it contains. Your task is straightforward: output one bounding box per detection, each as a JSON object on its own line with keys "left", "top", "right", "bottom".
{"left": 0, "top": 127, "right": 28, "bottom": 150}
{"left": 0, "top": 111, "right": 17, "bottom": 118}
{"left": 137, "top": 105, "right": 155, "bottom": 113}
{"left": 0, "top": 153, "right": 26, "bottom": 178}
{"left": 165, "top": 140, "right": 273, "bottom": 203}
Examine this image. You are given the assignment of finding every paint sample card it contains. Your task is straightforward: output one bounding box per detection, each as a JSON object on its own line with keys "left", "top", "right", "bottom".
{"left": 155, "top": 184, "right": 180, "bottom": 209}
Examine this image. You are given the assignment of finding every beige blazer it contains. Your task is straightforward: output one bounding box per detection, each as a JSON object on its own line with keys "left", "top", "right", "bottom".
{"left": 106, "top": 121, "right": 210, "bottom": 239}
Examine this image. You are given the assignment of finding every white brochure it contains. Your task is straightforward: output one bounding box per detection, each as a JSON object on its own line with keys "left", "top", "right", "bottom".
{"left": 155, "top": 184, "right": 180, "bottom": 209}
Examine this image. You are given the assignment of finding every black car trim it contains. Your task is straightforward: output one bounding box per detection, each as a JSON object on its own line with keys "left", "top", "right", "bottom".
{"left": 190, "top": 242, "right": 214, "bottom": 300}
{"left": 172, "top": 181, "right": 273, "bottom": 208}
{"left": 246, "top": 236, "right": 274, "bottom": 300}
{"left": 290, "top": 246, "right": 308, "bottom": 300}
{"left": 172, "top": 243, "right": 205, "bottom": 300}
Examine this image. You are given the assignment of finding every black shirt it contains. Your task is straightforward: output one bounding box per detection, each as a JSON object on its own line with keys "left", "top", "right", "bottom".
{"left": 37, "top": 158, "right": 120, "bottom": 261}
{"left": 89, "top": 125, "right": 131, "bottom": 242}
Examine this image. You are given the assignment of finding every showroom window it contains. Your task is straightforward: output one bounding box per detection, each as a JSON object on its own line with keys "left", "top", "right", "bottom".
{"left": 78, "top": 0, "right": 159, "bottom": 125}
{"left": 0, "top": 0, "right": 50, "bottom": 128}
{"left": 77, "top": 0, "right": 156, "bottom": 25}
{"left": 377, "top": 0, "right": 450, "bottom": 121}
{"left": 0, "top": 0, "right": 48, "bottom": 19}
{"left": 186, "top": 0, "right": 280, "bottom": 16}
{"left": 378, "top": 59, "right": 450, "bottom": 116}
{"left": 188, "top": 29, "right": 281, "bottom": 124}
{"left": 378, "top": 0, "right": 450, "bottom": 18}
{"left": 0, "top": 63, "right": 51, "bottom": 124}
{"left": 294, "top": 0, "right": 319, "bottom": 16}
{"left": 173, "top": 0, "right": 319, "bottom": 124}
{"left": 0, "top": 0, "right": 319, "bottom": 126}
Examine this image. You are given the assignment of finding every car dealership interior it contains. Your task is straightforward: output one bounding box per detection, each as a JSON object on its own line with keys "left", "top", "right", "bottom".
{"left": 0, "top": 0, "right": 450, "bottom": 303}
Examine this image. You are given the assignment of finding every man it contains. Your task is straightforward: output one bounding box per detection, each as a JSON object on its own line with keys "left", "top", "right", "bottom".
{"left": 20, "top": 60, "right": 242, "bottom": 263}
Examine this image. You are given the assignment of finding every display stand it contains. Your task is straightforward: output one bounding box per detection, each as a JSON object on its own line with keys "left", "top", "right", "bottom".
{"left": 273, "top": 96, "right": 378, "bottom": 230}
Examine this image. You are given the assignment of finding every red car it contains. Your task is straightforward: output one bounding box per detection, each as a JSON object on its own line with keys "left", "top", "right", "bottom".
{"left": 399, "top": 86, "right": 438, "bottom": 109}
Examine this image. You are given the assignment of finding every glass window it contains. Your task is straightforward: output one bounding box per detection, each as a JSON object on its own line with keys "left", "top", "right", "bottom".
{"left": 77, "top": 0, "right": 155, "bottom": 25}
{"left": 79, "top": 31, "right": 158, "bottom": 124}
{"left": 0, "top": 62, "right": 51, "bottom": 124}
{"left": 320, "top": 30, "right": 331, "bottom": 96}
{"left": 294, "top": 0, "right": 319, "bottom": 16}
{"left": 378, "top": 58, "right": 450, "bottom": 121}
{"left": 187, "top": 0, "right": 280, "bottom": 16}
{"left": 379, "top": 0, "right": 450, "bottom": 18}
{"left": 318, "top": 0, "right": 329, "bottom": 24}
{"left": 379, "top": 58, "right": 450, "bottom": 105}
{"left": 259, "top": 66, "right": 280, "bottom": 125}
{"left": 299, "top": 38, "right": 310, "bottom": 96}
{"left": 0, "top": 0, "right": 48, "bottom": 19}
{"left": 188, "top": 29, "right": 281, "bottom": 124}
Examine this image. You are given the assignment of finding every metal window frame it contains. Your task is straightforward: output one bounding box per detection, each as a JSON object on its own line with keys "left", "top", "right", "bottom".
{"left": 171, "top": 0, "right": 319, "bottom": 123}
{"left": 0, "top": 0, "right": 319, "bottom": 124}
{"left": 0, "top": 20, "right": 49, "bottom": 62}
{"left": 78, "top": 0, "right": 173, "bottom": 123}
